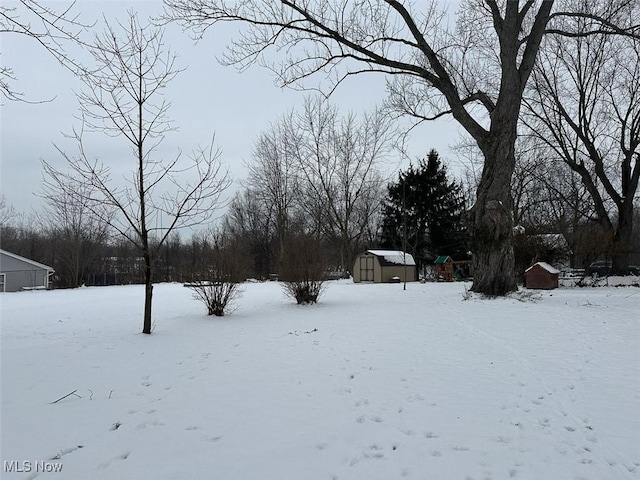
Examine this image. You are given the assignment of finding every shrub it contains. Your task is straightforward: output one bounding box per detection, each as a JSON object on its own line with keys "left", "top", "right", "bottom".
{"left": 279, "top": 234, "right": 327, "bottom": 305}
{"left": 282, "top": 278, "right": 325, "bottom": 305}
{"left": 189, "top": 281, "right": 240, "bottom": 316}
{"left": 188, "top": 232, "right": 245, "bottom": 316}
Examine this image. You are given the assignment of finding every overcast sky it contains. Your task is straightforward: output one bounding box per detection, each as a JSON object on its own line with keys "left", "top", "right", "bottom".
{"left": 1, "top": 1, "right": 463, "bottom": 222}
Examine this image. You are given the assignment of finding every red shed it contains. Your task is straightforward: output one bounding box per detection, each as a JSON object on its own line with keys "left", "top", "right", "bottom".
{"left": 524, "top": 262, "right": 560, "bottom": 289}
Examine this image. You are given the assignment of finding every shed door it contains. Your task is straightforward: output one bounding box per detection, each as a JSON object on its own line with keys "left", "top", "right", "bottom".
{"left": 0, "top": 273, "right": 4, "bottom": 292}
{"left": 360, "top": 256, "right": 374, "bottom": 282}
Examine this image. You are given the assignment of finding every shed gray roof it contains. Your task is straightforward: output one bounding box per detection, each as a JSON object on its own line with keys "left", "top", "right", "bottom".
{"left": 0, "top": 249, "right": 54, "bottom": 271}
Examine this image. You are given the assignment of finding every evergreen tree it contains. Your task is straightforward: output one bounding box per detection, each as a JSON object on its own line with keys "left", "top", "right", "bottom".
{"left": 379, "top": 150, "right": 467, "bottom": 274}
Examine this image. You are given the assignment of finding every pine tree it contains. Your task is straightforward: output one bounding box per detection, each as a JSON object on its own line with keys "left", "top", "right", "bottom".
{"left": 379, "top": 150, "right": 467, "bottom": 273}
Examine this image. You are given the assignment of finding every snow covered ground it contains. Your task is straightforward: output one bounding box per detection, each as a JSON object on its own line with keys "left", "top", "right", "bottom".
{"left": 1, "top": 280, "right": 639, "bottom": 480}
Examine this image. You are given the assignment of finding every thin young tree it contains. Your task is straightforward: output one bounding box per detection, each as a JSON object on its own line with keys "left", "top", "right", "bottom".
{"left": 163, "top": 0, "right": 640, "bottom": 295}
{"left": 54, "top": 11, "right": 230, "bottom": 333}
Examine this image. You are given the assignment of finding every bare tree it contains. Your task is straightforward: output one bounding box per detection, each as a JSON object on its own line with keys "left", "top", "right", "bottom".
{"left": 455, "top": 135, "right": 560, "bottom": 230}
{"left": 543, "top": 161, "right": 606, "bottom": 267}
{"left": 0, "top": 194, "right": 16, "bottom": 227}
{"left": 0, "top": 209, "right": 49, "bottom": 264}
{"left": 224, "top": 188, "right": 276, "bottom": 279}
{"left": 38, "top": 160, "right": 112, "bottom": 287}
{"left": 291, "top": 97, "right": 391, "bottom": 273}
{"left": 242, "top": 97, "right": 389, "bottom": 273}
{"left": 246, "top": 116, "right": 300, "bottom": 259}
{"left": 163, "top": 0, "right": 639, "bottom": 295}
{"left": 457, "top": 134, "right": 602, "bottom": 270}
{"left": 524, "top": 2, "right": 640, "bottom": 274}
{"left": 54, "top": 11, "right": 230, "bottom": 333}
{"left": 0, "top": 0, "right": 89, "bottom": 101}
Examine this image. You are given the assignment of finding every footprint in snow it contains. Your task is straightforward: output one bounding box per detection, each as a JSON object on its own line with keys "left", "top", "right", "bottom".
{"left": 406, "top": 394, "right": 424, "bottom": 402}
{"left": 135, "top": 420, "right": 165, "bottom": 430}
{"left": 97, "top": 451, "right": 130, "bottom": 470}
{"left": 452, "top": 445, "right": 470, "bottom": 452}
{"left": 493, "top": 436, "right": 511, "bottom": 444}
{"left": 48, "top": 445, "right": 83, "bottom": 460}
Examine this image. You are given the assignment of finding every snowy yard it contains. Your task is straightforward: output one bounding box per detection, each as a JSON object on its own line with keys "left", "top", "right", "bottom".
{"left": 1, "top": 280, "right": 639, "bottom": 480}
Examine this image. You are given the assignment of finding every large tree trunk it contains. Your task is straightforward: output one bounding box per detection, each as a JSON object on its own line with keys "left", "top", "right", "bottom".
{"left": 470, "top": 134, "right": 518, "bottom": 296}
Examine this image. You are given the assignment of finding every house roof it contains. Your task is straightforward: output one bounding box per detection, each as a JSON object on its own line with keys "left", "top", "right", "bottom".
{"left": 366, "top": 250, "right": 416, "bottom": 266}
{"left": 0, "top": 249, "right": 55, "bottom": 271}
{"left": 525, "top": 261, "right": 560, "bottom": 275}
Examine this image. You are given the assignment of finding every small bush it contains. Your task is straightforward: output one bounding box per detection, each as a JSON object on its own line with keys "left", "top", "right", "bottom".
{"left": 282, "top": 279, "right": 325, "bottom": 305}
{"left": 188, "top": 231, "right": 245, "bottom": 316}
{"left": 188, "top": 281, "right": 240, "bottom": 316}
{"left": 279, "top": 234, "right": 328, "bottom": 305}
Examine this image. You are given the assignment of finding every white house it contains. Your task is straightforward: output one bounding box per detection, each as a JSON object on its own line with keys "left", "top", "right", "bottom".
{"left": 0, "top": 249, "right": 55, "bottom": 292}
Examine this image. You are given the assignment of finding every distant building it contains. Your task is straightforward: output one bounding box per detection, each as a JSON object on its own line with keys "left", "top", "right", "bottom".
{"left": 434, "top": 255, "right": 454, "bottom": 282}
{"left": 353, "top": 250, "right": 417, "bottom": 283}
{"left": 0, "top": 249, "right": 55, "bottom": 292}
{"left": 524, "top": 262, "right": 560, "bottom": 290}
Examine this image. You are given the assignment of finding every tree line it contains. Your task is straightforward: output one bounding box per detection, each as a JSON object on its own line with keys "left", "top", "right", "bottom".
{"left": 3, "top": 124, "right": 638, "bottom": 289}
{"left": 2, "top": 1, "right": 640, "bottom": 334}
